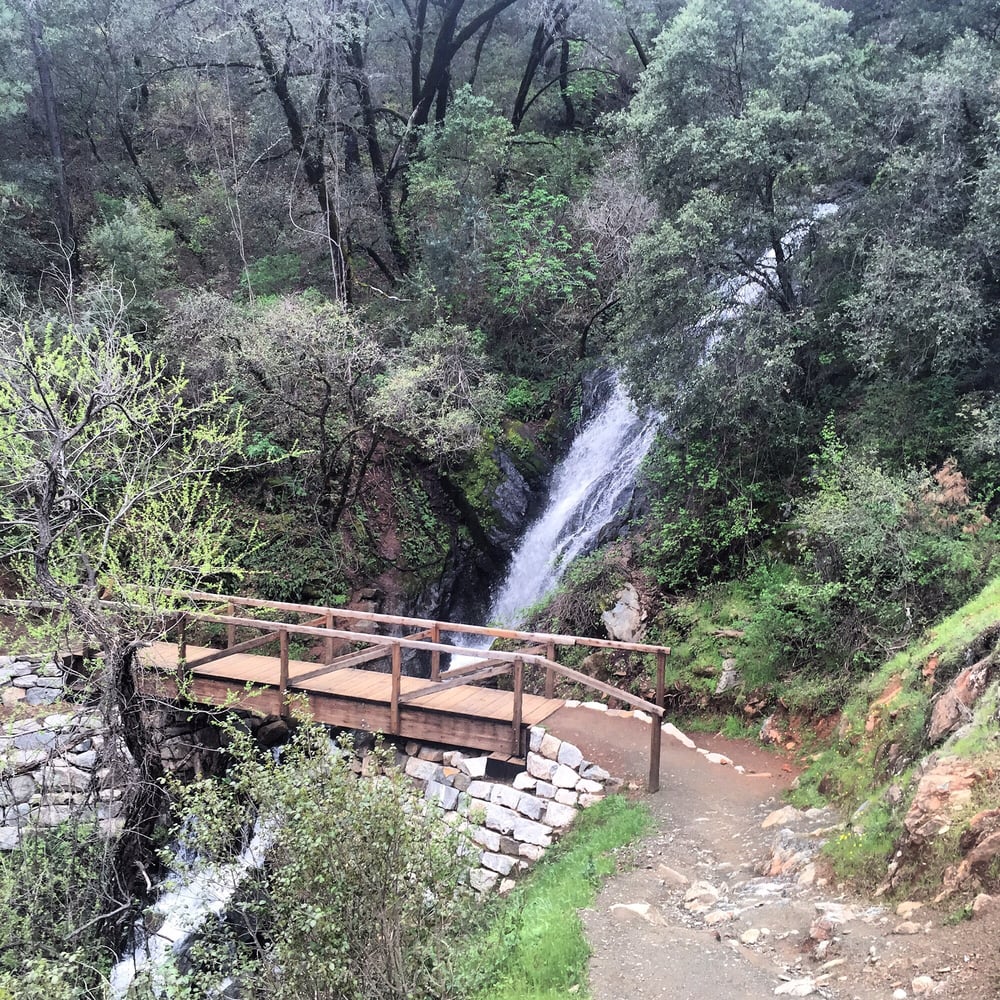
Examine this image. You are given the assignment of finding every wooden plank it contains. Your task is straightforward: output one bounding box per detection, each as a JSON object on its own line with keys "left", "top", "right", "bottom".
{"left": 400, "top": 663, "right": 510, "bottom": 704}
{"left": 545, "top": 640, "right": 556, "bottom": 700}
{"left": 649, "top": 650, "right": 666, "bottom": 793}
{"left": 287, "top": 644, "right": 387, "bottom": 684}
{"left": 185, "top": 633, "right": 277, "bottom": 669}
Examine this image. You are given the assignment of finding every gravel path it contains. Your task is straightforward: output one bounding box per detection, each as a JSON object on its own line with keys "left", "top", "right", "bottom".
{"left": 545, "top": 708, "right": 1000, "bottom": 1000}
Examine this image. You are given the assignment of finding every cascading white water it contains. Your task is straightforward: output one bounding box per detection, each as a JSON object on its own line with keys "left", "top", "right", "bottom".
{"left": 487, "top": 382, "right": 658, "bottom": 628}
{"left": 108, "top": 810, "right": 275, "bottom": 997}
{"left": 453, "top": 380, "right": 658, "bottom": 660}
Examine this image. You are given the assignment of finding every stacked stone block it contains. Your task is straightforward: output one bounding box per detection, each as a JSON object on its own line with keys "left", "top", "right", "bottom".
{"left": 397, "top": 725, "right": 614, "bottom": 894}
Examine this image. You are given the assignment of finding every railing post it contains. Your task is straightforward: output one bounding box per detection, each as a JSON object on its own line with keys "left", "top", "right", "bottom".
{"left": 648, "top": 651, "right": 666, "bottom": 793}
{"left": 278, "top": 628, "right": 289, "bottom": 718}
{"left": 177, "top": 614, "right": 190, "bottom": 698}
{"left": 391, "top": 642, "right": 402, "bottom": 734}
{"left": 324, "top": 611, "right": 334, "bottom": 663}
{"left": 545, "top": 641, "right": 556, "bottom": 700}
{"left": 226, "top": 603, "right": 236, "bottom": 649}
{"left": 512, "top": 657, "right": 524, "bottom": 755}
{"left": 430, "top": 623, "right": 441, "bottom": 681}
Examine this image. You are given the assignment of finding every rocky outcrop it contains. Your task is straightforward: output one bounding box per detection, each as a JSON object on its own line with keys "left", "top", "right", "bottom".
{"left": 900, "top": 756, "right": 983, "bottom": 848}
{"left": 927, "top": 658, "right": 996, "bottom": 744}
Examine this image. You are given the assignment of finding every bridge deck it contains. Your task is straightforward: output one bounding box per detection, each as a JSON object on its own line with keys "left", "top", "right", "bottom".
{"left": 140, "top": 642, "right": 564, "bottom": 754}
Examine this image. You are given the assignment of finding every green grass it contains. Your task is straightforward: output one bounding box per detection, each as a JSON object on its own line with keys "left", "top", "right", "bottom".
{"left": 462, "top": 795, "right": 651, "bottom": 1000}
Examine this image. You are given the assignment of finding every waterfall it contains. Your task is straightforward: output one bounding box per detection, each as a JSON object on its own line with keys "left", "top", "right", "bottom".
{"left": 456, "top": 379, "right": 658, "bottom": 653}
{"left": 108, "top": 812, "right": 274, "bottom": 997}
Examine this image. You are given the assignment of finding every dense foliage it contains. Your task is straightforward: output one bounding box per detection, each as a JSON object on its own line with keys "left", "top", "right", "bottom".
{"left": 5, "top": 0, "right": 1000, "bottom": 990}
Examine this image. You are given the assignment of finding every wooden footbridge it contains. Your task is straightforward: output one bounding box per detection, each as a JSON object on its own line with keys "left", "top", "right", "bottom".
{"left": 138, "top": 591, "right": 671, "bottom": 791}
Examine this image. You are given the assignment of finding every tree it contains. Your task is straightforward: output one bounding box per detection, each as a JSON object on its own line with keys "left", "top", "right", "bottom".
{"left": 0, "top": 287, "right": 245, "bottom": 943}
{"left": 161, "top": 721, "right": 479, "bottom": 1000}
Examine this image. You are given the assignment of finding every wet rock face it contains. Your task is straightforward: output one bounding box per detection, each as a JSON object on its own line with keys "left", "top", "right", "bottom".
{"left": 489, "top": 449, "right": 532, "bottom": 546}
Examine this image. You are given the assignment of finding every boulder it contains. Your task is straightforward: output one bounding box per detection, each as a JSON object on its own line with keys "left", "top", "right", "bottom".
{"left": 601, "top": 584, "right": 643, "bottom": 643}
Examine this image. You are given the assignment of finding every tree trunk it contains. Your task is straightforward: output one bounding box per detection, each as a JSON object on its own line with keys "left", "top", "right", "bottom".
{"left": 26, "top": 11, "right": 76, "bottom": 262}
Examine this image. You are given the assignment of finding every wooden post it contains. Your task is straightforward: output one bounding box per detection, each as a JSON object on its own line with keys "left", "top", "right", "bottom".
{"left": 512, "top": 656, "right": 524, "bottom": 755}
{"left": 545, "top": 641, "right": 556, "bottom": 700}
{"left": 226, "top": 602, "right": 236, "bottom": 649}
{"left": 430, "top": 623, "right": 441, "bottom": 681}
{"left": 324, "top": 611, "right": 334, "bottom": 663}
{"left": 278, "top": 628, "right": 289, "bottom": 717}
{"left": 176, "top": 614, "right": 192, "bottom": 704}
{"left": 391, "top": 642, "right": 402, "bottom": 734}
{"left": 648, "top": 651, "right": 666, "bottom": 793}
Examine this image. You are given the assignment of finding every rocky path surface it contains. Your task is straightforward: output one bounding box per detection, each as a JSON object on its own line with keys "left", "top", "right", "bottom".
{"left": 544, "top": 709, "right": 1000, "bottom": 1000}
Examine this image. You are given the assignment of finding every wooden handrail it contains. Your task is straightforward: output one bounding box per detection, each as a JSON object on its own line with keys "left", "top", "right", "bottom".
{"left": 163, "top": 589, "right": 672, "bottom": 657}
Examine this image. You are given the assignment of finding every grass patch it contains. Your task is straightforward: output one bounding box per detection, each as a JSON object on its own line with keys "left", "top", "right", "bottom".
{"left": 460, "top": 795, "right": 651, "bottom": 1000}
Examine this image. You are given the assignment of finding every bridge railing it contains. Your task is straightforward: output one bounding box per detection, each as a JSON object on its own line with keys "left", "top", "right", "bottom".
{"left": 165, "top": 590, "right": 671, "bottom": 791}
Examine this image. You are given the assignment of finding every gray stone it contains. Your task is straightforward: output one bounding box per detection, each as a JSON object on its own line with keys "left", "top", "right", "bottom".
{"left": 580, "top": 763, "right": 610, "bottom": 782}
{"left": 539, "top": 733, "right": 561, "bottom": 760}
{"left": 404, "top": 757, "right": 443, "bottom": 783}
{"left": 1, "top": 774, "right": 35, "bottom": 805}
{"left": 467, "top": 780, "right": 493, "bottom": 800}
{"left": 556, "top": 741, "right": 584, "bottom": 769}
{"left": 600, "top": 583, "right": 643, "bottom": 642}
{"left": 528, "top": 727, "right": 545, "bottom": 753}
{"left": 0, "top": 827, "right": 19, "bottom": 850}
{"left": 498, "top": 835, "right": 520, "bottom": 855}
{"left": 417, "top": 746, "right": 445, "bottom": 762}
{"left": 554, "top": 789, "right": 578, "bottom": 806}
{"left": 452, "top": 773, "right": 472, "bottom": 792}
{"left": 526, "top": 752, "right": 556, "bottom": 781}
{"left": 12, "top": 675, "right": 38, "bottom": 688}
{"left": 512, "top": 772, "right": 536, "bottom": 791}
{"left": 470, "top": 868, "right": 498, "bottom": 893}
{"left": 517, "top": 794, "right": 544, "bottom": 821}
{"left": 442, "top": 751, "right": 466, "bottom": 768}
{"left": 13, "top": 729, "right": 56, "bottom": 752}
{"left": 34, "top": 677, "right": 65, "bottom": 689}
{"left": 425, "top": 781, "right": 460, "bottom": 811}
{"left": 481, "top": 851, "right": 516, "bottom": 876}
{"left": 43, "top": 766, "right": 91, "bottom": 793}
{"left": 484, "top": 803, "right": 518, "bottom": 835}
{"left": 36, "top": 662, "right": 61, "bottom": 678}
{"left": 471, "top": 826, "right": 501, "bottom": 852}
{"left": 576, "top": 778, "right": 603, "bottom": 794}
{"left": 11, "top": 663, "right": 33, "bottom": 677}
{"left": 715, "top": 659, "right": 741, "bottom": 694}
{"left": 512, "top": 816, "right": 553, "bottom": 847}
{"left": 459, "top": 755, "right": 489, "bottom": 778}
{"left": 518, "top": 843, "right": 545, "bottom": 862}
{"left": 490, "top": 785, "right": 522, "bottom": 810}
{"left": 551, "top": 764, "right": 579, "bottom": 789}
{"left": 544, "top": 801, "right": 578, "bottom": 828}
{"left": 534, "top": 780, "right": 556, "bottom": 799}
{"left": 579, "top": 793, "right": 604, "bottom": 808}
{"left": 25, "top": 688, "right": 60, "bottom": 706}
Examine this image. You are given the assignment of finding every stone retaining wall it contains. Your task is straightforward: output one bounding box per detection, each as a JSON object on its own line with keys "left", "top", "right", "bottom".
{"left": 395, "top": 726, "right": 615, "bottom": 894}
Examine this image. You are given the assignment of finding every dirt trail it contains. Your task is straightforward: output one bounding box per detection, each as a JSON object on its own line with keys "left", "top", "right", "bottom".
{"left": 545, "top": 708, "right": 1000, "bottom": 1000}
